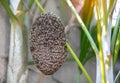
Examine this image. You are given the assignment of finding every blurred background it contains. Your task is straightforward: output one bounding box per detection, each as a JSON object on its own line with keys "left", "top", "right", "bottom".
{"left": 0, "top": 0, "right": 120, "bottom": 83}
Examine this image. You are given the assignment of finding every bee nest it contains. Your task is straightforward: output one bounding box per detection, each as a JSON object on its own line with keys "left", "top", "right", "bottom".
{"left": 30, "top": 13, "right": 67, "bottom": 75}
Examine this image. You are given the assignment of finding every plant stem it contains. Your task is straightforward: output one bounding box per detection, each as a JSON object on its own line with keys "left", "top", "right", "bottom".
{"left": 65, "top": 0, "right": 98, "bottom": 55}
{"left": 28, "top": 61, "right": 34, "bottom": 65}
{"left": 35, "top": 0, "right": 46, "bottom": 13}
{"left": 66, "top": 42, "right": 93, "bottom": 83}
{"left": 111, "top": 10, "right": 120, "bottom": 64}
{"left": 111, "top": 10, "right": 120, "bottom": 51}
{"left": 101, "top": 0, "right": 107, "bottom": 34}
{"left": 113, "top": 27, "right": 120, "bottom": 64}
{"left": 0, "top": 0, "right": 18, "bottom": 22}
{"left": 114, "top": 70, "right": 120, "bottom": 83}
{"left": 95, "top": 0, "right": 106, "bottom": 83}
{"left": 5, "top": 0, "right": 29, "bottom": 82}
{"left": 35, "top": 1, "right": 93, "bottom": 82}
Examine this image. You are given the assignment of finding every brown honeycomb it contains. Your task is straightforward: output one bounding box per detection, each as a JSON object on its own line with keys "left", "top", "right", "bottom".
{"left": 30, "top": 13, "right": 67, "bottom": 75}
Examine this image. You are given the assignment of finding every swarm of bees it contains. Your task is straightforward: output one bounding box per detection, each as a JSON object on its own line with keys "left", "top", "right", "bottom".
{"left": 30, "top": 13, "right": 67, "bottom": 75}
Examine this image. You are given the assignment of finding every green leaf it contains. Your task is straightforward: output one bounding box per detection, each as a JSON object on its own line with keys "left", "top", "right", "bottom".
{"left": 0, "top": 0, "right": 18, "bottom": 22}
{"left": 28, "top": 61, "right": 34, "bottom": 65}
{"left": 65, "top": 0, "right": 99, "bottom": 56}
{"left": 113, "top": 26, "right": 120, "bottom": 64}
{"left": 66, "top": 42, "right": 93, "bottom": 83}
{"left": 28, "top": 0, "right": 34, "bottom": 10}
{"left": 111, "top": 10, "right": 120, "bottom": 52}
{"left": 114, "top": 70, "right": 120, "bottom": 83}
{"left": 111, "top": 10, "right": 120, "bottom": 64}
{"left": 35, "top": 0, "right": 46, "bottom": 13}
{"left": 81, "top": 0, "right": 94, "bottom": 28}
{"left": 107, "top": 0, "right": 115, "bottom": 15}
{"left": 80, "top": 26, "right": 97, "bottom": 65}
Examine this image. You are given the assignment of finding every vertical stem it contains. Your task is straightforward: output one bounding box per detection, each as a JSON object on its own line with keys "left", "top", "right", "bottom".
{"left": 94, "top": 0, "right": 106, "bottom": 83}
{"left": 101, "top": 0, "right": 107, "bottom": 33}
{"left": 65, "top": 0, "right": 98, "bottom": 54}
{"left": 95, "top": 0, "right": 114, "bottom": 83}
{"left": 97, "top": 19, "right": 106, "bottom": 83}
{"left": 101, "top": 0, "right": 113, "bottom": 82}
{"left": 6, "top": 0, "right": 28, "bottom": 83}
{"left": 66, "top": 42, "right": 93, "bottom": 83}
